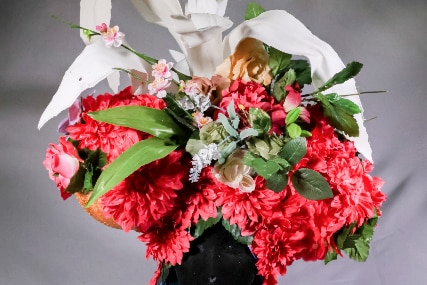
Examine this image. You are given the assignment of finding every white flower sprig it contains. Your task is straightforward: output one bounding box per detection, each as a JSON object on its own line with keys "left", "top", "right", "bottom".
{"left": 189, "top": 143, "right": 221, "bottom": 182}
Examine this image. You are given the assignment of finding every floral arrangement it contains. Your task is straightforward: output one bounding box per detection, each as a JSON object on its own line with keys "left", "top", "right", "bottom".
{"left": 40, "top": 1, "right": 386, "bottom": 284}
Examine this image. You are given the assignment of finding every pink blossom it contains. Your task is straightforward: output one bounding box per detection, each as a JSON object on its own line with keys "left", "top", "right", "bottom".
{"left": 96, "top": 23, "right": 125, "bottom": 48}
{"left": 152, "top": 59, "right": 173, "bottom": 79}
{"left": 95, "top": 23, "right": 108, "bottom": 33}
{"left": 148, "top": 77, "right": 171, "bottom": 98}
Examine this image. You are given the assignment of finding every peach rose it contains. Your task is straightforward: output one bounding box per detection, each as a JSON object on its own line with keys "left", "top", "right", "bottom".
{"left": 213, "top": 149, "right": 255, "bottom": 193}
{"left": 215, "top": 37, "right": 272, "bottom": 86}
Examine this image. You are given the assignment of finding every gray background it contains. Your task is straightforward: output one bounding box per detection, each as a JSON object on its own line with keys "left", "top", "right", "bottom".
{"left": 1, "top": 0, "right": 426, "bottom": 284}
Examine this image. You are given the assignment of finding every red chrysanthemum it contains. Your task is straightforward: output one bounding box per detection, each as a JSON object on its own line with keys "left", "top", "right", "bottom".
{"left": 148, "top": 263, "right": 163, "bottom": 285}
{"left": 100, "top": 150, "right": 189, "bottom": 232}
{"left": 138, "top": 211, "right": 194, "bottom": 266}
{"left": 215, "top": 176, "right": 281, "bottom": 236}
{"left": 281, "top": 107, "right": 386, "bottom": 261}
{"left": 252, "top": 213, "right": 305, "bottom": 285}
{"left": 67, "top": 86, "right": 166, "bottom": 162}
{"left": 219, "top": 79, "right": 286, "bottom": 134}
{"left": 181, "top": 167, "right": 219, "bottom": 224}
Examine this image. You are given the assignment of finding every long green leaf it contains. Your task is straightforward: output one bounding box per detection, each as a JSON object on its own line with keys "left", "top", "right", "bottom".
{"left": 88, "top": 106, "right": 184, "bottom": 139}
{"left": 86, "top": 137, "right": 178, "bottom": 207}
{"left": 316, "top": 61, "right": 363, "bottom": 93}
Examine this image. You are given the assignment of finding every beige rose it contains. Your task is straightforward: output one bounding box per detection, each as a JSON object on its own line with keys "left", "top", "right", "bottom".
{"left": 215, "top": 37, "right": 272, "bottom": 85}
{"left": 213, "top": 149, "right": 255, "bottom": 193}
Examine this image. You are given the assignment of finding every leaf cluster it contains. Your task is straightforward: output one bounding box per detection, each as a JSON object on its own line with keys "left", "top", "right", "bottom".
{"left": 325, "top": 211, "right": 379, "bottom": 264}
{"left": 65, "top": 146, "right": 107, "bottom": 195}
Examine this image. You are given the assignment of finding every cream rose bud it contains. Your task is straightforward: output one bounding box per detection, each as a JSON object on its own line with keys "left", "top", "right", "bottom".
{"left": 213, "top": 149, "right": 255, "bottom": 193}
{"left": 215, "top": 37, "right": 272, "bottom": 86}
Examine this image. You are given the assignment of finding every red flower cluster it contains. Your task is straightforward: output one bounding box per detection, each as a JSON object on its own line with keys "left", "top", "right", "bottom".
{"left": 67, "top": 86, "right": 165, "bottom": 162}
{"left": 250, "top": 108, "right": 386, "bottom": 284}
{"left": 100, "top": 150, "right": 189, "bottom": 232}
{"left": 43, "top": 85, "right": 386, "bottom": 285}
{"left": 220, "top": 79, "right": 286, "bottom": 134}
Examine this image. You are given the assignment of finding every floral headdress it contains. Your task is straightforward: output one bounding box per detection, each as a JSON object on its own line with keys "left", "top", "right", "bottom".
{"left": 40, "top": 1, "right": 386, "bottom": 284}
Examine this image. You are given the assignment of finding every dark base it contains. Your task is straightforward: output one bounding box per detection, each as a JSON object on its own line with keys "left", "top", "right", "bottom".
{"left": 167, "top": 223, "right": 262, "bottom": 285}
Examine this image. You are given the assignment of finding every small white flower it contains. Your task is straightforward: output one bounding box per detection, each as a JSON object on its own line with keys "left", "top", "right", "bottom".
{"left": 189, "top": 143, "right": 221, "bottom": 182}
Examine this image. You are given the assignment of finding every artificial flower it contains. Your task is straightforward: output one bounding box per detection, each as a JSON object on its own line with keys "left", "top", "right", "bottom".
{"left": 215, "top": 176, "right": 281, "bottom": 236}
{"left": 216, "top": 37, "right": 272, "bottom": 85}
{"left": 40, "top": 2, "right": 387, "bottom": 285}
{"left": 43, "top": 136, "right": 82, "bottom": 200}
{"left": 96, "top": 23, "right": 125, "bottom": 48}
{"left": 213, "top": 149, "right": 255, "bottom": 192}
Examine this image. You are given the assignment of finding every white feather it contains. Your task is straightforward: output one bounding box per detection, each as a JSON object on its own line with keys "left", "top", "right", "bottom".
{"left": 80, "top": 0, "right": 112, "bottom": 44}
{"left": 38, "top": 38, "right": 148, "bottom": 129}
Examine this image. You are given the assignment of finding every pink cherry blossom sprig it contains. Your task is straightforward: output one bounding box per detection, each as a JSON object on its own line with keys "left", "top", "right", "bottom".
{"left": 95, "top": 23, "right": 125, "bottom": 48}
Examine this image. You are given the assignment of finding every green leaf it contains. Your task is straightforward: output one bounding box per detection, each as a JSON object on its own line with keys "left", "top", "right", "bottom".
{"left": 289, "top": 60, "right": 312, "bottom": 86}
{"left": 222, "top": 219, "right": 253, "bottom": 245}
{"left": 324, "top": 249, "right": 338, "bottom": 265}
{"left": 239, "top": 128, "right": 258, "bottom": 140}
{"left": 245, "top": 2, "right": 265, "bottom": 20}
{"left": 292, "top": 168, "right": 334, "bottom": 200}
{"left": 185, "top": 138, "right": 206, "bottom": 156}
{"left": 255, "top": 159, "right": 280, "bottom": 179}
{"left": 270, "top": 157, "right": 291, "bottom": 169}
{"left": 200, "top": 122, "right": 227, "bottom": 145}
{"left": 244, "top": 152, "right": 281, "bottom": 179}
{"left": 226, "top": 99, "right": 240, "bottom": 129}
{"left": 285, "top": 108, "right": 301, "bottom": 125}
{"left": 163, "top": 94, "right": 196, "bottom": 132}
{"left": 343, "top": 239, "right": 370, "bottom": 262}
{"left": 325, "top": 93, "right": 361, "bottom": 115}
{"left": 158, "top": 263, "right": 171, "bottom": 285}
{"left": 65, "top": 167, "right": 86, "bottom": 195}
{"left": 248, "top": 108, "right": 272, "bottom": 135}
{"left": 88, "top": 106, "right": 184, "bottom": 139}
{"left": 86, "top": 148, "right": 108, "bottom": 170}
{"left": 83, "top": 165, "right": 94, "bottom": 190}
{"left": 268, "top": 47, "right": 292, "bottom": 76}
{"left": 192, "top": 210, "right": 222, "bottom": 239}
{"left": 86, "top": 137, "right": 178, "bottom": 207}
{"left": 218, "top": 141, "right": 237, "bottom": 165}
{"left": 217, "top": 113, "right": 239, "bottom": 138}
{"left": 266, "top": 172, "right": 289, "bottom": 193}
{"left": 272, "top": 69, "right": 296, "bottom": 102}
{"left": 317, "top": 61, "right": 363, "bottom": 93}
{"left": 287, "top": 123, "right": 302, "bottom": 138}
{"left": 316, "top": 94, "right": 359, "bottom": 137}
{"left": 279, "top": 137, "right": 307, "bottom": 165}
{"left": 300, "top": 130, "right": 312, "bottom": 137}
{"left": 334, "top": 212, "right": 379, "bottom": 262}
